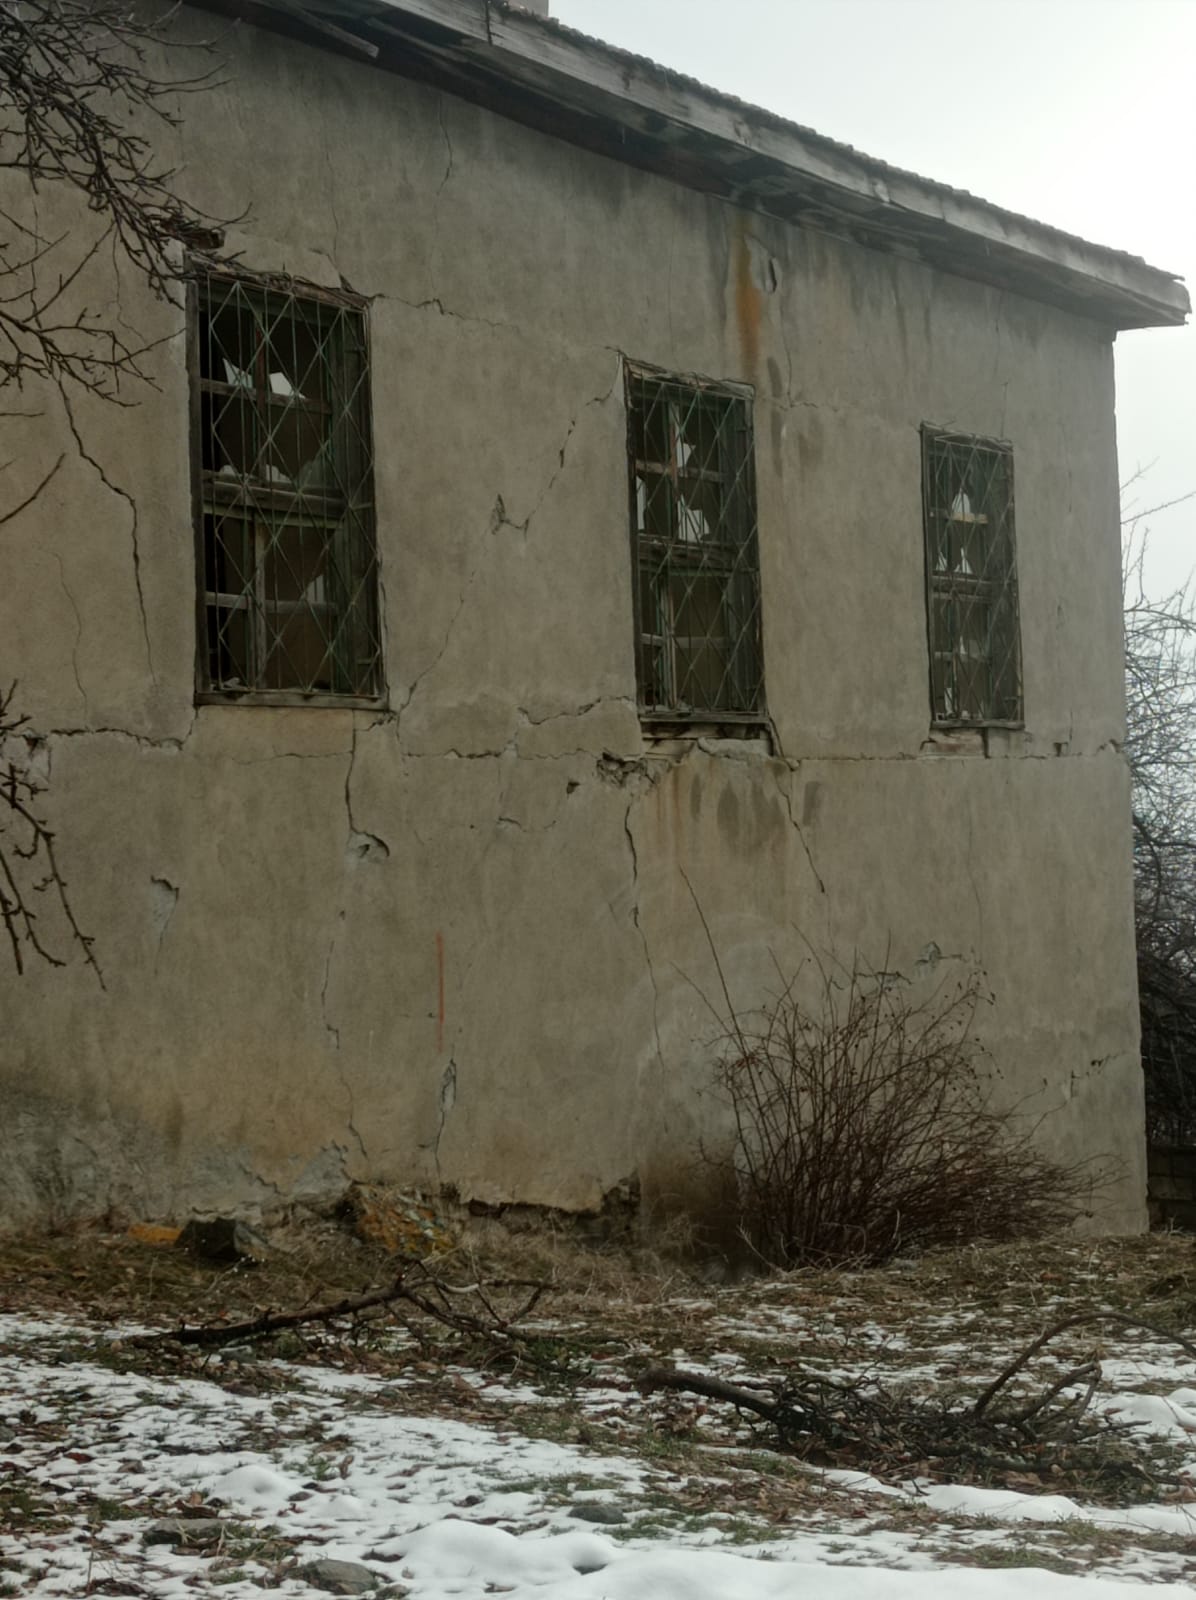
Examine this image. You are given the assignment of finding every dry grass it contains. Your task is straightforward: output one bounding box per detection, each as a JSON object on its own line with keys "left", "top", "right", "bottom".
{"left": 4, "top": 1214, "right": 1195, "bottom": 1341}
{"left": 5, "top": 1218, "right": 1196, "bottom": 1583}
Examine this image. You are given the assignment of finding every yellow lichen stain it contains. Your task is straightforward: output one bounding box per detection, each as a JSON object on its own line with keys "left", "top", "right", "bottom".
{"left": 733, "top": 215, "right": 762, "bottom": 378}
{"left": 343, "top": 1182, "right": 456, "bottom": 1260}
{"left": 127, "top": 1222, "right": 182, "bottom": 1247}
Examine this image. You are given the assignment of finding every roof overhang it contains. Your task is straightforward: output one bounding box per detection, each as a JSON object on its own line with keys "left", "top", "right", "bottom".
{"left": 197, "top": 0, "right": 1189, "bottom": 332}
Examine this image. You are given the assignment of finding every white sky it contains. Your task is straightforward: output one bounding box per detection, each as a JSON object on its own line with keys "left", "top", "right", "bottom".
{"left": 551, "top": 0, "right": 1196, "bottom": 589}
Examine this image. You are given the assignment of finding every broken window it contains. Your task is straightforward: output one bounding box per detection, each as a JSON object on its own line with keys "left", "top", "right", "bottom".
{"left": 922, "top": 428, "right": 1022, "bottom": 726}
{"left": 627, "top": 366, "right": 764, "bottom": 723}
{"left": 192, "top": 269, "right": 382, "bottom": 702}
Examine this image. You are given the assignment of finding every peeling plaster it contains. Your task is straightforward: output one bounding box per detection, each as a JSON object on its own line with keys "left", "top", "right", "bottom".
{"left": 149, "top": 876, "right": 179, "bottom": 968}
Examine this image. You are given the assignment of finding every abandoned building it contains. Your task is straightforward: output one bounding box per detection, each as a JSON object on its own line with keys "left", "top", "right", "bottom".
{"left": 0, "top": 0, "right": 1188, "bottom": 1235}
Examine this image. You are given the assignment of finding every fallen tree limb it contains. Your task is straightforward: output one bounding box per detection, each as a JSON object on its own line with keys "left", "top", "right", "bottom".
{"left": 635, "top": 1332, "right": 1193, "bottom": 1496}
{"left": 148, "top": 1279, "right": 412, "bottom": 1347}
{"left": 639, "top": 1364, "right": 783, "bottom": 1423}
{"left": 138, "top": 1265, "right": 547, "bottom": 1350}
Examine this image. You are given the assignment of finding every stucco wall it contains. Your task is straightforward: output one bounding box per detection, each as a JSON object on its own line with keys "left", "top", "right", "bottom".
{"left": 0, "top": 15, "right": 1144, "bottom": 1233}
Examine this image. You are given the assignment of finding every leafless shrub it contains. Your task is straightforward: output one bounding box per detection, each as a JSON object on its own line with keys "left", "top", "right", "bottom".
{"left": 709, "top": 954, "right": 1095, "bottom": 1268}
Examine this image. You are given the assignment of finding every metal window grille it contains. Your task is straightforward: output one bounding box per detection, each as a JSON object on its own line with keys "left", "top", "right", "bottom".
{"left": 922, "top": 428, "right": 1022, "bottom": 726}
{"left": 627, "top": 367, "right": 764, "bottom": 722}
{"left": 192, "top": 270, "right": 382, "bottom": 702}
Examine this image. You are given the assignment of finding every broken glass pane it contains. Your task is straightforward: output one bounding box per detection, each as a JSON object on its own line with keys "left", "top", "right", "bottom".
{"left": 627, "top": 368, "right": 763, "bottom": 720}
{"left": 194, "top": 271, "right": 380, "bottom": 699}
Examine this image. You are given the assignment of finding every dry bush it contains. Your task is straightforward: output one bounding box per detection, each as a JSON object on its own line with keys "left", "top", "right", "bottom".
{"left": 710, "top": 956, "right": 1097, "bottom": 1269}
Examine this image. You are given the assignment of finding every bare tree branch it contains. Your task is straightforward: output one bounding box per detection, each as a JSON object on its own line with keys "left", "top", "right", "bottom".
{"left": 0, "top": 2, "right": 226, "bottom": 974}
{"left": 1123, "top": 512, "right": 1196, "bottom": 1142}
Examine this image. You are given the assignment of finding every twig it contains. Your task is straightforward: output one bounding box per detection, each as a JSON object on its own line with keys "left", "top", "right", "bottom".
{"left": 973, "top": 1312, "right": 1196, "bottom": 1418}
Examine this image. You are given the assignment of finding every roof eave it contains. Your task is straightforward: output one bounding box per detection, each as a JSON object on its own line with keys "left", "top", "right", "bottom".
{"left": 199, "top": 0, "right": 1190, "bottom": 331}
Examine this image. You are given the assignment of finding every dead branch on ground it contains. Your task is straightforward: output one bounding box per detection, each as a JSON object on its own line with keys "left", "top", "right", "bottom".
{"left": 141, "top": 1260, "right": 548, "bottom": 1354}
{"left": 641, "top": 1309, "right": 1196, "bottom": 1493}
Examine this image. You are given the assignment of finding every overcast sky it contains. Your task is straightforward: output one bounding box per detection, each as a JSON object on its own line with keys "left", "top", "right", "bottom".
{"left": 552, "top": 0, "right": 1196, "bottom": 590}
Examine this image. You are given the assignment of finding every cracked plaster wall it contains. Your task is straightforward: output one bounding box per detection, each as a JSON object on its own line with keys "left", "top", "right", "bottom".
{"left": 0, "top": 16, "right": 1143, "bottom": 1232}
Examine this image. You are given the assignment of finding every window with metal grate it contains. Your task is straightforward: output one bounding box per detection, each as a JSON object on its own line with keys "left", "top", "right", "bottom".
{"left": 921, "top": 428, "right": 1023, "bottom": 728}
{"left": 191, "top": 269, "right": 382, "bottom": 704}
{"left": 626, "top": 366, "right": 764, "bottom": 725}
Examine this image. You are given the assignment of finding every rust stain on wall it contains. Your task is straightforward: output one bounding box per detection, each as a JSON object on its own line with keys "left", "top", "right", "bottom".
{"left": 733, "top": 215, "right": 762, "bottom": 378}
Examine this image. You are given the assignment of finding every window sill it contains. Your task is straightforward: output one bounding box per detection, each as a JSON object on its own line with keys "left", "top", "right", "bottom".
{"left": 930, "top": 718, "right": 1025, "bottom": 732}
{"left": 196, "top": 690, "right": 387, "bottom": 711}
{"left": 922, "top": 725, "right": 1025, "bottom": 758}
{"left": 641, "top": 715, "right": 774, "bottom": 756}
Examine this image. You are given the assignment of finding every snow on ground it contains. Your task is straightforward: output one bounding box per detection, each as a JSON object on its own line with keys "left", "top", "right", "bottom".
{"left": 5, "top": 1293, "right": 1196, "bottom": 1600}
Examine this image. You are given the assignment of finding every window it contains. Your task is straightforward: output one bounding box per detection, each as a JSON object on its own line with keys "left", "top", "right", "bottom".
{"left": 921, "top": 428, "right": 1022, "bottom": 726}
{"left": 627, "top": 366, "right": 764, "bottom": 723}
{"left": 192, "top": 269, "right": 382, "bottom": 702}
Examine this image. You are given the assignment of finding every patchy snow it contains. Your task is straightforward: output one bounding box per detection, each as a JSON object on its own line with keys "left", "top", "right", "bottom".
{"left": 389, "top": 1522, "right": 1195, "bottom": 1600}
{"left": 6, "top": 1279, "right": 1196, "bottom": 1599}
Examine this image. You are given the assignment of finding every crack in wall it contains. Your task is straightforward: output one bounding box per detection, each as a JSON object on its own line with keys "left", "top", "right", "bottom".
{"left": 622, "top": 788, "right": 664, "bottom": 1071}
{"left": 323, "top": 110, "right": 343, "bottom": 266}
{"left": 149, "top": 876, "right": 179, "bottom": 972}
{"left": 320, "top": 913, "right": 343, "bottom": 1054}
{"left": 965, "top": 796, "right": 985, "bottom": 962}
{"left": 523, "top": 697, "right": 635, "bottom": 728}
{"left": 59, "top": 387, "right": 154, "bottom": 678}
{"left": 425, "top": 95, "right": 455, "bottom": 288}
{"left": 514, "top": 351, "right": 622, "bottom": 532}
{"left": 51, "top": 551, "right": 88, "bottom": 715}
{"left": 38, "top": 714, "right": 1118, "bottom": 769}
{"left": 394, "top": 558, "right": 480, "bottom": 722}
{"left": 435, "top": 95, "right": 454, "bottom": 197}
{"left": 777, "top": 767, "right": 826, "bottom": 895}
{"left": 344, "top": 720, "right": 391, "bottom": 860}
{"left": 428, "top": 1058, "right": 457, "bottom": 1183}
{"left": 45, "top": 723, "right": 192, "bottom": 750}
{"left": 381, "top": 287, "right": 630, "bottom": 375}
{"left": 338, "top": 1063, "right": 368, "bottom": 1162}
{"left": 397, "top": 369, "right": 621, "bottom": 725}
{"left": 388, "top": 292, "right": 511, "bottom": 334}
